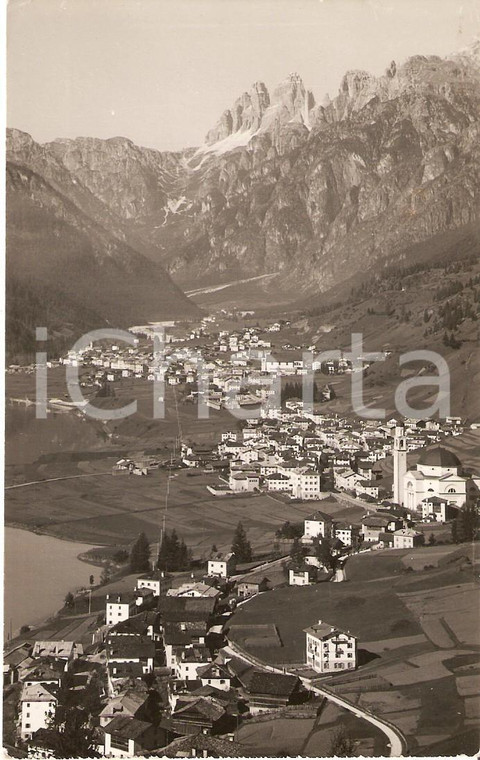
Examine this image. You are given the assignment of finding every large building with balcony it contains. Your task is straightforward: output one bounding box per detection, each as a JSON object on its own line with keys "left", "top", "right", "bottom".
{"left": 304, "top": 620, "right": 357, "bottom": 673}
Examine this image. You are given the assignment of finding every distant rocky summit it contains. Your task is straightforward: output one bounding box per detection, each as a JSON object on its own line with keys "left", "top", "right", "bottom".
{"left": 7, "top": 41, "right": 480, "bottom": 355}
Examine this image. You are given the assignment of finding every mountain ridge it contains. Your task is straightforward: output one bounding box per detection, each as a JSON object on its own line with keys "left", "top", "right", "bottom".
{"left": 6, "top": 41, "right": 480, "bottom": 358}
{"left": 6, "top": 142, "right": 200, "bottom": 360}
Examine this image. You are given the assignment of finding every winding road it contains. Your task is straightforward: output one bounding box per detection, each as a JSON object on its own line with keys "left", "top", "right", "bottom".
{"left": 223, "top": 638, "right": 407, "bottom": 757}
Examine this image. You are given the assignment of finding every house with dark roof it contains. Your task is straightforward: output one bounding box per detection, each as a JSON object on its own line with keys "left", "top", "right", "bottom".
{"left": 103, "top": 715, "right": 160, "bottom": 757}
{"left": 302, "top": 511, "right": 333, "bottom": 542}
{"left": 197, "top": 661, "right": 232, "bottom": 692}
{"left": 170, "top": 696, "right": 229, "bottom": 736}
{"left": 288, "top": 564, "right": 318, "bottom": 586}
{"left": 106, "top": 635, "right": 155, "bottom": 692}
{"left": 420, "top": 495, "right": 460, "bottom": 522}
{"left": 3, "top": 643, "right": 33, "bottom": 685}
{"left": 20, "top": 659, "right": 64, "bottom": 687}
{"left": 237, "top": 576, "right": 271, "bottom": 599}
{"left": 163, "top": 623, "right": 207, "bottom": 672}
{"left": 106, "top": 661, "right": 145, "bottom": 690}
{"left": 157, "top": 732, "right": 256, "bottom": 758}
{"left": 174, "top": 646, "right": 212, "bottom": 681}
{"left": 20, "top": 682, "right": 57, "bottom": 740}
{"left": 108, "top": 610, "right": 161, "bottom": 641}
{"left": 245, "top": 671, "right": 303, "bottom": 714}
{"left": 99, "top": 690, "right": 150, "bottom": 728}
{"left": 160, "top": 596, "right": 217, "bottom": 625}
{"left": 136, "top": 571, "right": 163, "bottom": 597}
{"left": 361, "top": 513, "right": 401, "bottom": 542}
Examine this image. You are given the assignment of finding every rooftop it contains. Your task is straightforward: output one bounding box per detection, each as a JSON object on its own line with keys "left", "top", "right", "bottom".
{"left": 104, "top": 715, "right": 152, "bottom": 740}
{"left": 417, "top": 446, "right": 461, "bottom": 468}
{"left": 248, "top": 671, "right": 299, "bottom": 697}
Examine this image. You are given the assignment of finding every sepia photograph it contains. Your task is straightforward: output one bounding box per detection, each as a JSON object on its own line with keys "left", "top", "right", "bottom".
{"left": 4, "top": 0, "right": 480, "bottom": 756}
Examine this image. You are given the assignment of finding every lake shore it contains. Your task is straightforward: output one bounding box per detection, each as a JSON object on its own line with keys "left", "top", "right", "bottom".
{"left": 4, "top": 527, "right": 100, "bottom": 638}
{"left": 4, "top": 520, "right": 107, "bottom": 563}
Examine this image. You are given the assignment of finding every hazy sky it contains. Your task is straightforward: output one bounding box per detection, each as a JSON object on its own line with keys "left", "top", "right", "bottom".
{"left": 7, "top": 0, "right": 480, "bottom": 151}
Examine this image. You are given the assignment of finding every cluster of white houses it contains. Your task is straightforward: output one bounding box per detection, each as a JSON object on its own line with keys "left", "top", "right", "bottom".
{"left": 9, "top": 423, "right": 479, "bottom": 756}
{"left": 184, "top": 410, "right": 476, "bottom": 527}
{"left": 7, "top": 542, "right": 359, "bottom": 758}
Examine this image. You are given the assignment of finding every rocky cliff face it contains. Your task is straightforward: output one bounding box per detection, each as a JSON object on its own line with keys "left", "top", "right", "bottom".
{"left": 164, "top": 46, "right": 480, "bottom": 291}
{"left": 7, "top": 43, "right": 480, "bottom": 304}
{"left": 205, "top": 73, "right": 314, "bottom": 152}
{"left": 6, "top": 131, "right": 200, "bottom": 358}
{"left": 206, "top": 81, "right": 271, "bottom": 144}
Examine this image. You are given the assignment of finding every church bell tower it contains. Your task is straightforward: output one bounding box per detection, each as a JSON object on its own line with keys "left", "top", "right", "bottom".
{"left": 393, "top": 425, "right": 407, "bottom": 505}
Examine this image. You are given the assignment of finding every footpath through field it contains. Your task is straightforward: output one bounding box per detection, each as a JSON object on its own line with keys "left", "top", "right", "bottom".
{"left": 5, "top": 471, "right": 113, "bottom": 489}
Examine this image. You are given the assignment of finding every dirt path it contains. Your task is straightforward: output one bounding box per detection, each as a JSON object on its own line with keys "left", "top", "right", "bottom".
{"left": 186, "top": 272, "right": 280, "bottom": 297}
{"left": 5, "top": 471, "right": 113, "bottom": 489}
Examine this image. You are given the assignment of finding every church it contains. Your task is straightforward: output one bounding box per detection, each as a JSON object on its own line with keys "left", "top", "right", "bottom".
{"left": 393, "top": 427, "right": 480, "bottom": 520}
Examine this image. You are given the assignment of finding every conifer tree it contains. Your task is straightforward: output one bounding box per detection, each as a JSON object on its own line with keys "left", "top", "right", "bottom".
{"left": 157, "top": 529, "right": 191, "bottom": 571}
{"left": 129, "top": 532, "right": 151, "bottom": 573}
{"left": 231, "top": 521, "right": 252, "bottom": 562}
{"left": 316, "top": 537, "right": 338, "bottom": 572}
{"left": 451, "top": 505, "right": 479, "bottom": 544}
{"left": 289, "top": 537, "right": 305, "bottom": 569}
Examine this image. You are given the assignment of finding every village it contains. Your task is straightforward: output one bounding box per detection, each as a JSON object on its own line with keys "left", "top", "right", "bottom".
{"left": 4, "top": 313, "right": 480, "bottom": 757}
{"left": 8, "top": 312, "right": 377, "bottom": 411}
{"left": 4, "top": 379, "right": 480, "bottom": 757}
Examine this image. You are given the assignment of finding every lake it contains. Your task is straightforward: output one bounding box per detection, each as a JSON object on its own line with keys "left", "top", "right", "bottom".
{"left": 4, "top": 526, "right": 96, "bottom": 639}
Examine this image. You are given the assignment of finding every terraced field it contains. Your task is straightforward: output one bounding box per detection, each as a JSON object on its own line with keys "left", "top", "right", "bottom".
{"left": 228, "top": 544, "right": 480, "bottom": 755}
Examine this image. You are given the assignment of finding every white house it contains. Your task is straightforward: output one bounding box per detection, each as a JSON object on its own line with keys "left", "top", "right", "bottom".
{"left": 174, "top": 646, "right": 211, "bottom": 681}
{"left": 229, "top": 472, "right": 260, "bottom": 492}
{"left": 197, "top": 661, "right": 232, "bottom": 691}
{"left": 207, "top": 552, "right": 236, "bottom": 579}
{"left": 106, "top": 595, "right": 137, "bottom": 627}
{"left": 289, "top": 566, "right": 317, "bottom": 586}
{"left": 334, "top": 468, "right": 358, "bottom": 491}
{"left": 304, "top": 620, "right": 357, "bottom": 673}
{"left": 265, "top": 473, "right": 292, "bottom": 492}
{"left": 290, "top": 469, "right": 322, "bottom": 500}
{"left": 333, "top": 524, "right": 359, "bottom": 547}
{"left": 420, "top": 496, "right": 460, "bottom": 523}
{"left": 136, "top": 573, "right": 162, "bottom": 597}
{"left": 303, "top": 511, "right": 333, "bottom": 542}
{"left": 103, "top": 716, "right": 156, "bottom": 757}
{"left": 392, "top": 528, "right": 424, "bottom": 549}
{"left": 20, "top": 683, "right": 57, "bottom": 740}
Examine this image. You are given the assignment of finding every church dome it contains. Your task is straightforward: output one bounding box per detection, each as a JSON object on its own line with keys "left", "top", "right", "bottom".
{"left": 417, "top": 446, "right": 461, "bottom": 468}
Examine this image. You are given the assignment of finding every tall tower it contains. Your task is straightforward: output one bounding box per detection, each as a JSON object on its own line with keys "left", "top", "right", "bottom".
{"left": 393, "top": 425, "right": 407, "bottom": 505}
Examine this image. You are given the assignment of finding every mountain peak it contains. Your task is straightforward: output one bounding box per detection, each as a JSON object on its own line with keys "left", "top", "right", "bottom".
{"left": 205, "top": 81, "right": 270, "bottom": 146}
{"left": 205, "top": 72, "right": 315, "bottom": 149}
